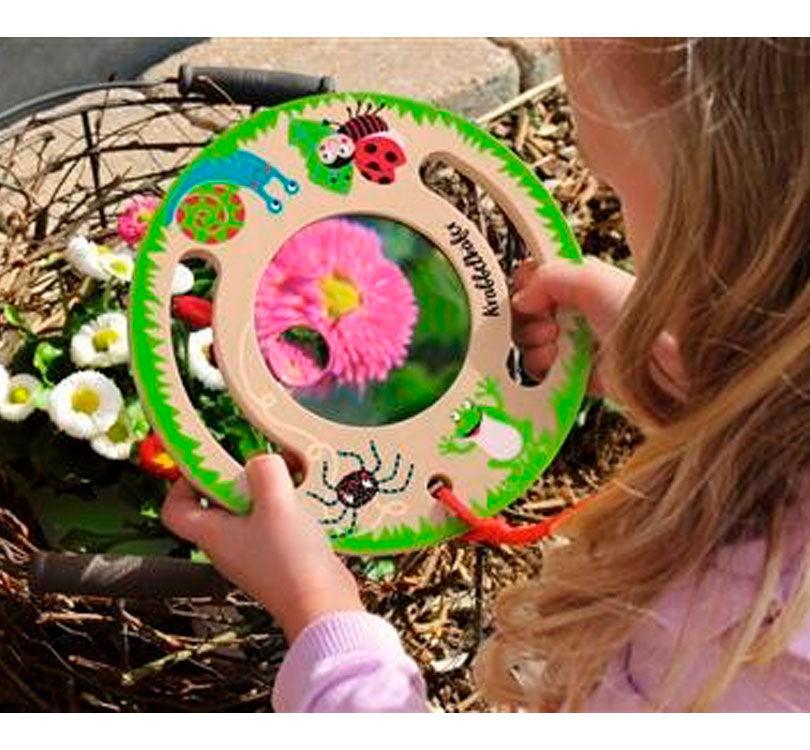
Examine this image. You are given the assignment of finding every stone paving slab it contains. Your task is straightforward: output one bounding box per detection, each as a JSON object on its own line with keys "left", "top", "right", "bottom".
{"left": 490, "top": 37, "right": 560, "bottom": 89}
{"left": 144, "top": 37, "right": 521, "bottom": 118}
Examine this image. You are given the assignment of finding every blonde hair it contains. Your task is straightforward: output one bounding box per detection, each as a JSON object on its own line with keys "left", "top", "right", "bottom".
{"left": 476, "top": 38, "right": 810, "bottom": 711}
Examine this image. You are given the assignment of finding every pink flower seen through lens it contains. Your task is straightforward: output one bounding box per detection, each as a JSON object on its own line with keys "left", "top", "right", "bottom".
{"left": 254, "top": 218, "right": 418, "bottom": 390}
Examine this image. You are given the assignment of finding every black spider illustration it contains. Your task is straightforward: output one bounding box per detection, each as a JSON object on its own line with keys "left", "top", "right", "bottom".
{"left": 306, "top": 441, "right": 415, "bottom": 538}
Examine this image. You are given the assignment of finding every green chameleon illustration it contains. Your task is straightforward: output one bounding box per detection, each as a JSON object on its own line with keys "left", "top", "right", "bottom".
{"left": 439, "top": 376, "right": 536, "bottom": 472}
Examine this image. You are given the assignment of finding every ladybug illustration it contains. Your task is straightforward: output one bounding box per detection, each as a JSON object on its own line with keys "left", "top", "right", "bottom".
{"left": 317, "top": 103, "right": 407, "bottom": 186}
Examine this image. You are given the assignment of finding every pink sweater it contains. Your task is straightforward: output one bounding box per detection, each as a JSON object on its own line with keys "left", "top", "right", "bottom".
{"left": 272, "top": 509, "right": 810, "bottom": 712}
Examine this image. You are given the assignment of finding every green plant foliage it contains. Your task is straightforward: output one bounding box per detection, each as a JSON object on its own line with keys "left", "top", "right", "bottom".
{"left": 3, "top": 303, "right": 32, "bottom": 334}
{"left": 33, "top": 341, "right": 65, "bottom": 385}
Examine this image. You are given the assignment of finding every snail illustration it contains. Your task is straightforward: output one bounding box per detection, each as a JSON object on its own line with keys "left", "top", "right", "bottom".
{"left": 164, "top": 150, "right": 300, "bottom": 245}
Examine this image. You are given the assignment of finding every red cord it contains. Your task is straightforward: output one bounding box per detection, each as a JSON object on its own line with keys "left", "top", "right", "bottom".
{"left": 431, "top": 483, "right": 590, "bottom": 547}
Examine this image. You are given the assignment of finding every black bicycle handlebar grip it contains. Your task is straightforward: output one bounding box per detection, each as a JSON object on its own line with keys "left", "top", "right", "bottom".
{"left": 30, "top": 551, "right": 231, "bottom": 599}
{"left": 177, "top": 64, "right": 335, "bottom": 106}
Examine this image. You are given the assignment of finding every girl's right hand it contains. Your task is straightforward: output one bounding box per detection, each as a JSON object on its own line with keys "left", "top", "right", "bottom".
{"left": 511, "top": 256, "right": 635, "bottom": 397}
{"left": 161, "top": 454, "right": 363, "bottom": 643}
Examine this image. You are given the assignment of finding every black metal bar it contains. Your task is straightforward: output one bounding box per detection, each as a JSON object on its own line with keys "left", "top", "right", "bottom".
{"left": 30, "top": 551, "right": 231, "bottom": 599}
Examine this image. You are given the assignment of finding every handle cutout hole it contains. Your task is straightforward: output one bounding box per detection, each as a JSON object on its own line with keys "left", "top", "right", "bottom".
{"left": 427, "top": 473, "right": 454, "bottom": 495}
{"left": 421, "top": 158, "right": 548, "bottom": 389}
{"left": 170, "top": 256, "right": 285, "bottom": 467}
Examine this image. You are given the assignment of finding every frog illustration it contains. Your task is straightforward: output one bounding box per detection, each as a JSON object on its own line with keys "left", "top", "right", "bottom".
{"left": 439, "top": 376, "right": 535, "bottom": 471}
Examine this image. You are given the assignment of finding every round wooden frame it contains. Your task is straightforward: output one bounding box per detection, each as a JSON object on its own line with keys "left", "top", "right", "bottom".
{"left": 130, "top": 92, "right": 590, "bottom": 555}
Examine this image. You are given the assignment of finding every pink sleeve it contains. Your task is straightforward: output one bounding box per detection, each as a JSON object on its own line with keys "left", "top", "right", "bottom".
{"left": 272, "top": 611, "right": 430, "bottom": 712}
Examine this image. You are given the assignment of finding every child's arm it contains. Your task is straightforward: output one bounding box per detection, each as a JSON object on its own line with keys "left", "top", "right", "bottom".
{"left": 161, "top": 455, "right": 429, "bottom": 712}
{"left": 272, "top": 611, "right": 429, "bottom": 712}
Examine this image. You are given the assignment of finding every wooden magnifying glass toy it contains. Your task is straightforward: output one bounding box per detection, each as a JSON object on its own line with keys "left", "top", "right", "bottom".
{"left": 129, "top": 92, "right": 591, "bottom": 555}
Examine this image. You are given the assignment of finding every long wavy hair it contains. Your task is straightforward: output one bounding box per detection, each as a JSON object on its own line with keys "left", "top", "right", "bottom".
{"left": 476, "top": 38, "right": 810, "bottom": 711}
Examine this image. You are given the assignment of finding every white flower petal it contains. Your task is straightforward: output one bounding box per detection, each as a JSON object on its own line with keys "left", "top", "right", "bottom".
{"left": 91, "top": 433, "right": 134, "bottom": 460}
{"left": 0, "top": 374, "right": 42, "bottom": 422}
{"left": 188, "top": 328, "right": 225, "bottom": 390}
{"left": 66, "top": 235, "right": 108, "bottom": 281}
{"left": 90, "top": 414, "right": 135, "bottom": 460}
{"left": 48, "top": 371, "right": 124, "bottom": 439}
{"left": 172, "top": 263, "right": 195, "bottom": 295}
{"left": 70, "top": 312, "right": 129, "bottom": 368}
{"left": 0, "top": 364, "right": 8, "bottom": 400}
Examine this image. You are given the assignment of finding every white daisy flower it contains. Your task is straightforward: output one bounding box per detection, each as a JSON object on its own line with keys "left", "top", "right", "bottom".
{"left": 70, "top": 312, "right": 129, "bottom": 368}
{"left": 99, "top": 249, "right": 135, "bottom": 283}
{"left": 0, "top": 373, "right": 42, "bottom": 422}
{"left": 66, "top": 235, "right": 135, "bottom": 284}
{"left": 188, "top": 327, "right": 225, "bottom": 390}
{"left": 172, "top": 263, "right": 195, "bottom": 295}
{"left": 90, "top": 412, "right": 135, "bottom": 460}
{"left": 48, "top": 370, "right": 124, "bottom": 439}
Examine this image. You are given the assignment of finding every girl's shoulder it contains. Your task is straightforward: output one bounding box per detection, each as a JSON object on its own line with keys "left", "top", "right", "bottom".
{"left": 588, "top": 499, "right": 810, "bottom": 711}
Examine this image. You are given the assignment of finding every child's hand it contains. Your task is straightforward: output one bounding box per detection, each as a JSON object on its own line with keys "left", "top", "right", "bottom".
{"left": 511, "top": 256, "right": 634, "bottom": 395}
{"left": 161, "top": 454, "right": 363, "bottom": 642}
{"left": 512, "top": 257, "right": 686, "bottom": 401}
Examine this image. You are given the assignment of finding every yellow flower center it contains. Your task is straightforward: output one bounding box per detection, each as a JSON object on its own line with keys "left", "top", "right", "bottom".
{"left": 97, "top": 244, "right": 113, "bottom": 256}
{"left": 107, "top": 420, "right": 130, "bottom": 444}
{"left": 137, "top": 210, "right": 154, "bottom": 223}
{"left": 110, "top": 259, "right": 130, "bottom": 276}
{"left": 92, "top": 329, "right": 119, "bottom": 352}
{"left": 154, "top": 451, "right": 176, "bottom": 470}
{"left": 9, "top": 386, "right": 30, "bottom": 405}
{"left": 321, "top": 274, "right": 362, "bottom": 320}
{"left": 72, "top": 387, "right": 101, "bottom": 415}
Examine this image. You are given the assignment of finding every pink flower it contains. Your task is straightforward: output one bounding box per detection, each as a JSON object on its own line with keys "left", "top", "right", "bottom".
{"left": 117, "top": 195, "right": 160, "bottom": 246}
{"left": 254, "top": 219, "right": 418, "bottom": 390}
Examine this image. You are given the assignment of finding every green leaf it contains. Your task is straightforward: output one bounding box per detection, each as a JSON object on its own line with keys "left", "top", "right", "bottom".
{"left": 125, "top": 400, "right": 151, "bottom": 440}
{"left": 190, "top": 548, "right": 210, "bottom": 564}
{"left": 409, "top": 253, "right": 471, "bottom": 352}
{"left": 33, "top": 341, "right": 64, "bottom": 384}
{"left": 189, "top": 260, "right": 218, "bottom": 297}
{"left": 287, "top": 118, "right": 353, "bottom": 194}
{"left": 2, "top": 303, "right": 31, "bottom": 333}
{"left": 221, "top": 416, "right": 268, "bottom": 461}
{"left": 27, "top": 485, "right": 142, "bottom": 548}
{"left": 63, "top": 282, "right": 126, "bottom": 337}
{"left": 362, "top": 558, "right": 397, "bottom": 582}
